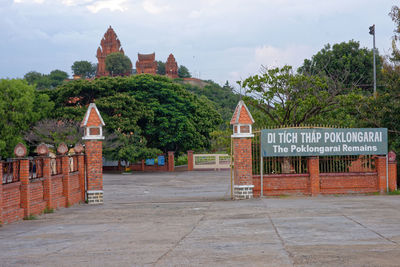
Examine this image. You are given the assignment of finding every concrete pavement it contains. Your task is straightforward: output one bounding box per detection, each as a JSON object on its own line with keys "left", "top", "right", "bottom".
{"left": 1, "top": 171, "right": 400, "bottom": 266}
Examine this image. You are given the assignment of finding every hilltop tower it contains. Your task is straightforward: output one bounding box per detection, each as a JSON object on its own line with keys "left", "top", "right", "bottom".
{"left": 136, "top": 53, "right": 157, "bottom": 74}
{"left": 96, "top": 26, "right": 125, "bottom": 77}
{"left": 165, "top": 54, "right": 178, "bottom": 78}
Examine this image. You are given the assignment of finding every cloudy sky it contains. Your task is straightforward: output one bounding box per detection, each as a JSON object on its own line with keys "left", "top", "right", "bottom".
{"left": 0, "top": 0, "right": 397, "bottom": 87}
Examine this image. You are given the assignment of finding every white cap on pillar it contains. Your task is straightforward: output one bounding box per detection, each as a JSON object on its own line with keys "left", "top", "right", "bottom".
{"left": 230, "top": 100, "right": 255, "bottom": 138}
{"left": 81, "top": 103, "right": 106, "bottom": 140}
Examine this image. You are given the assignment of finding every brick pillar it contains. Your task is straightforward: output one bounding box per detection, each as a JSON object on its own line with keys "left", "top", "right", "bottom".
{"left": 19, "top": 159, "right": 30, "bottom": 217}
{"left": 42, "top": 157, "right": 53, "bottom": 209}
{"left": 187, "top": 150, "right": 194, "bottom": 171}
{"left": 388, "top": 162, "right": 397, "bottom": 191}
{"left": 77, "top": 154, "right": 85, "bottom": 201}
{"left": 376, "top": 156, "right": 387, "bottom": 193}
{"left": 233, "top": 138, "right": 254, "bottom": 199}
{"left": 308, "top": 156, "right": 320, "bottom": 196}
{"left": 168, "top": 151, "right": 174, "bottom": 172}
{"left": 61, "top": 156, "right": 71, "bottom": 206}
{"left": 0, "top": 161, "right": 3, "bottom": 223}
{"left": 85, "top": 140, "right": 103, "bottom": 204}
{"left": 141, "top": 160, "right": 145, "bottom": 171}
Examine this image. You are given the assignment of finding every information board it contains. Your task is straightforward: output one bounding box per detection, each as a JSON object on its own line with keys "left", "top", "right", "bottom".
{"left": 261, "top": 128, "right": 387, "bottom": 157}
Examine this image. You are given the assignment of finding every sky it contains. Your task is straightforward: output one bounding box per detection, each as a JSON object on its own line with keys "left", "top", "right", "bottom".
{"left": 0, "top": 0, "right": 397, "bottom": 88}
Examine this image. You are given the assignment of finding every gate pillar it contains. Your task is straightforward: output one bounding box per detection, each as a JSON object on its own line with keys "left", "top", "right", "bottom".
{"left": 81, "top": 103, "right": 105, "bottom": 204}
{"left": 230, "top": 101, "right": 255, "bottom": 200}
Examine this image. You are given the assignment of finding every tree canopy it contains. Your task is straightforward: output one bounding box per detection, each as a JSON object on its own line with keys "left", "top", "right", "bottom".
{"left": 0, "top": 79, "right": 53, "bottom": 158}
{"left": 178, "top": 65, "right": 191, "bottom": 78}
{"left": 298, "top": 40, "right": 381, "bottom": 92}
{"left": 24, "top": 69, "right": 69, "bottom": 89}
{"left": 71, "top": 60, "right": 97, "bottom": 78}
{"left": 46, "top": 75, "right": 222, "bottom": 160}
{"left": 240, "top": 65, "right": 361, "bottom": 128}
{"left": 156, "top": 61, "right": 166, "bottom": 75}
{"left": 105, "top": 52, "right": 132, "bottom": 76}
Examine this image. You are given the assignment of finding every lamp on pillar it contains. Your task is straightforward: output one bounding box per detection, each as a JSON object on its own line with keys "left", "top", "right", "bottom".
{"left": 81, "top": 103, "right": 105, "bottom": 204}
{"left": 230, "top": 100, "right": 255, "bottom": 200}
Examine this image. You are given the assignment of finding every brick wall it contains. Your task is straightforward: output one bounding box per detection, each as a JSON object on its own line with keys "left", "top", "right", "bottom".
{"left": 253, "top": 174, "right": 310, "bottom": 197}
{"left": 233, "top": 138, "right": 253, "bottom": 185}
{"left": 252, "top": 156, "right": 397, "bottom": 196}
{"left": 2, "top": 183, "right": 24, "bottom": 224}
{"left": 0, "top": 154, "right": 86, "bottom": 224}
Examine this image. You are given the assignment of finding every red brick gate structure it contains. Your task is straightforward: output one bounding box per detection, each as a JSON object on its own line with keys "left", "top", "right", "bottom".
{"left": 0, "top": 103, "right": 105, "bottom": 224}
{"left": 230, "top": 101, "right": 398, "bottom": 200}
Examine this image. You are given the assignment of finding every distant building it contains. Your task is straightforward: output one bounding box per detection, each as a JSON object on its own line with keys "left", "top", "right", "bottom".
{"left": 96, "top": 26, "right": 126, "bottom": 77}
{"left": 136, "top": 53, "right": 157, "bottom": 75}
{"left": 165, "top": 54, "right": 178, "bottom": 79}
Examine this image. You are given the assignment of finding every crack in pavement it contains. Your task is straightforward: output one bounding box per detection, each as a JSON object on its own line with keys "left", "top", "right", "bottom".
{"left": 263, "top": 201, "right": 295, "bottom": 266}
{"left": 151, "top": 202, "right": 213, "bottom": 266}
{"left": 342, "top": 214, "right": 399, "bottom": 245}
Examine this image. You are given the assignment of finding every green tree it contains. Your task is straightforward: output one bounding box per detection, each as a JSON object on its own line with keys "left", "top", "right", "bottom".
{"left": 183, "top": 80, "right": 239, "bottom": 126}
{"left": 24, "top": 70, "right": 68, "bottom": 89}
{"left": 48, "top": 70, "right": 69, "bottom": 88}
{"left": 298, "top": 40, "right": 381, "bottom": 92}
{"left": 71, "top": 61, "right": 97, "bottom": 78}
{"left": 390, "top": 5, "right": 400, "bottom": 62}
{"left": 24, "top": 71, "right": 43, "bottom": 85}
{"left": 48, "top": 75, "right": 222, "bottom": 157}
{"left": 0, "top": 79, "right": 53, "bottom": 158}
{"left": 105, "top": 52, "right": 132, "bottom": 76}
{"left": 178, "top": 65, "right": 191, "bottom": 78}
{"left": 157, "top": 61, "right": 166, "bottom": 75}
{"left": 240, "top": 65, "right": 360, "bottom": 128}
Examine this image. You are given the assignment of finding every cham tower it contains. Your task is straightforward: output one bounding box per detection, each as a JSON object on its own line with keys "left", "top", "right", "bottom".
{"left": 96, "top": 26, "right": 126, "bottom": 77}
{"left": 136, "top": 53, "right": 157, "bottom": 74}
{"left": 165, "top": 54, "right": 178, "bottom": 78}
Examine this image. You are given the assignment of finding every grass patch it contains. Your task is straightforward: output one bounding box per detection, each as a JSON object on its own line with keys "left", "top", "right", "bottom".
{"left": 388, "top": 190, "right": 400, "bottom": 195}
{"left": 23, "top": 214, "right": 37, "bottom": 220}
{"left": 43, "top": 207, "right": 54, "bottom": 214}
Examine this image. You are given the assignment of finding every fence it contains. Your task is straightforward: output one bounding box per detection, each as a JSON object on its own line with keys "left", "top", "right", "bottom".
{"left": 193, "top": 154, "right": 230, "bottom": 170}
{"left": 29, "top": 158, "right": 44, "bottom": 180}
{"left": 2, "top": 161, "right": 20, "bottom": 184}
{"left": 250, "top": 129, "right": 395, "bottom": 196}
{"left": 1, "top": 150, "right": 86, "bottom": 224}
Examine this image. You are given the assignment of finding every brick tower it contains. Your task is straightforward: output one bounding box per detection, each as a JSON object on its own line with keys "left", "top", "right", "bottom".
{"left": 96, "top": 26, "right": 125, "bottom": 77}
{"left": 230, "top": 100, "right": 255, "bottom": 199}
{"left": 165, "top": 53, "right": 178, "bottom": 78}
{"left": 81, "top": 103, "right": 105, "bottom": 204}
{"left": 136, "top": 53, "right": 157, "bottom": 74}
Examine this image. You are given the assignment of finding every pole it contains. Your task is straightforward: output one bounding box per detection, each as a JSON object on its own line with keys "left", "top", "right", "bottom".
{"left": 260, "top": 140, "right": 263, "bottom": 197}
{"left": 372, "top": 25, "right": 377, "bottom": 99}
{"left": 386, "top": 154, "right": 389, "bottom": 193}
{"left": 230, "top": 137, "right": 233, "bottom": 199}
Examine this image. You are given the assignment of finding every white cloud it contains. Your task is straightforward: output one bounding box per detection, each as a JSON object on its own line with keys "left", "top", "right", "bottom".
{"left": 142, "top": 0, "right": 169, "bottom": 15}
{"left": 228, "top": 45, "right": 315, "bottom": 85}
{"left": 86, "top": 0, "right": 128, "bottom": 13}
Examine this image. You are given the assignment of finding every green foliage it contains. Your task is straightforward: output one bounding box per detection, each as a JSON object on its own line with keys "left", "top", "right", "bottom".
{"left": 48, "top": 75, "right": 222, "bottom": 159}
{"left": 23, "top": 214, "right": 37, "bottom": 220}
{"left": 25, "top": 119, "right": 82, "bottom": 148}
{"left": 71, "top": 60, "right": 97, "bottom": 78}
{"left": 48, "top": 70, "right": 69, "bottom": 88}
{"left": 298, "top": 40, "right": 381, "bottom": 93}
{"left": 24, "top": 70, "right": 69, "bottom": 89}
{"left": 240, "top": 65, "right": 356, "bottom": 127}
{"left": 157, "top": 61, "right": 166, "bottom": 75}
{"left": 0, "top": 79, "right": 53, "bottom": 158}
{"left": 175, "top": 154, "right": 188, "bottom": 166}
{"left": 389, "top": 5, "right": 400, "bottom": 62}
{"left": 105, "top": 52, "right": 132, "bottom": 76}
{"left": 388, "top": 190, "right": 400, "bottom": 195}
{"left": 183, "top": 80, "right": 239, "bottom": 126}
{"left": 43, "top": 207, "right": 54, "bottom": 214}
{"left": 209, "top": 128, "right": 231, "bottom": 153}
{"left": 178, "top": 65, "right": 191, "bottom": 78}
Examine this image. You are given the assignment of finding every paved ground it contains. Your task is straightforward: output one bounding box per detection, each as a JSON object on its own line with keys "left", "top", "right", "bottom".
{"left": 1, "top": 171, "right": 400, "bottom": 266}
